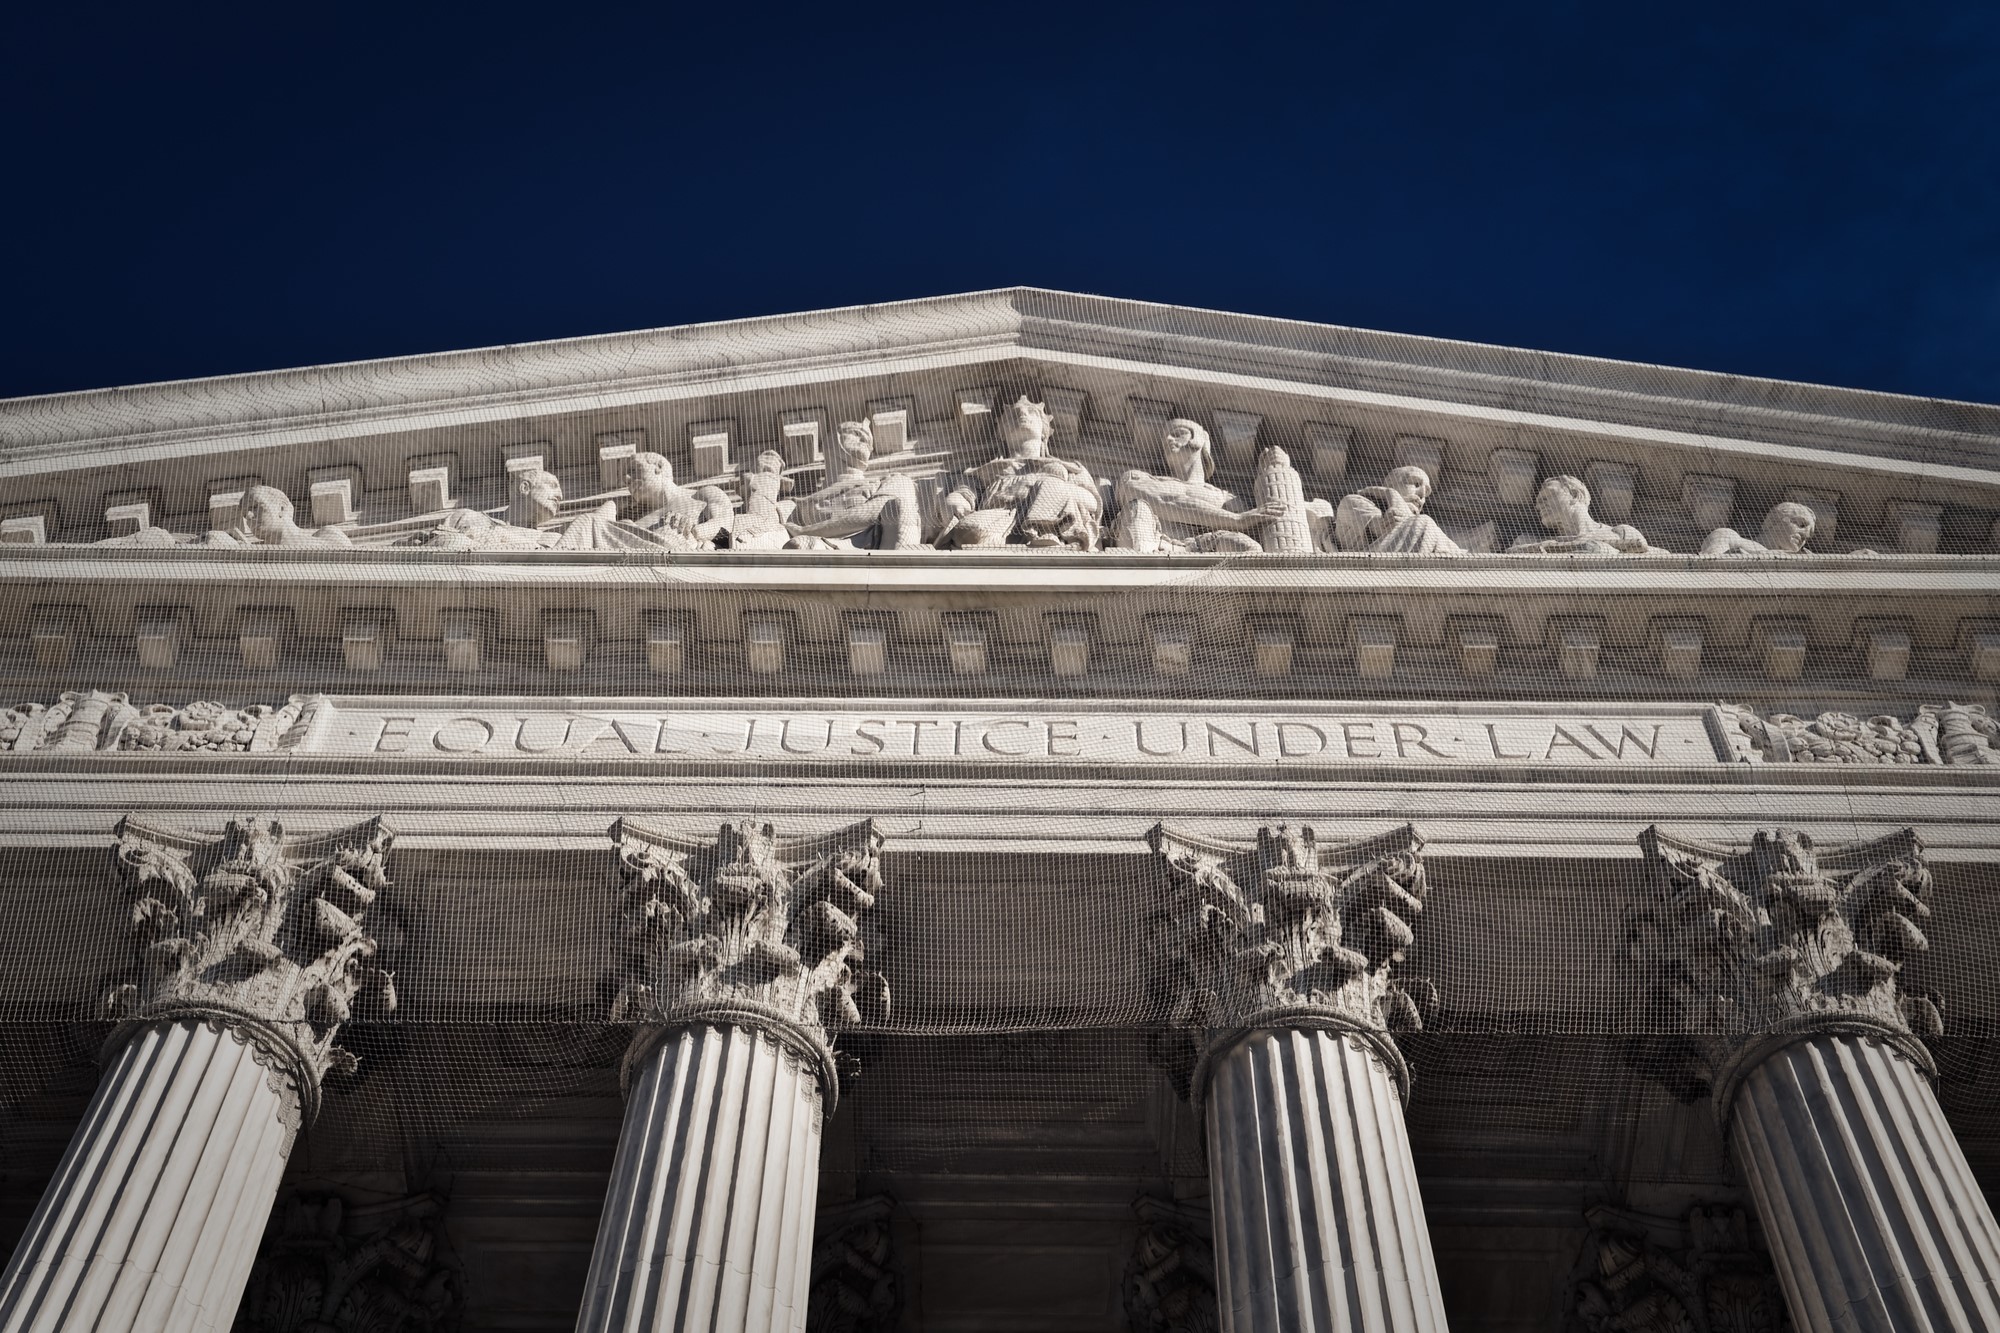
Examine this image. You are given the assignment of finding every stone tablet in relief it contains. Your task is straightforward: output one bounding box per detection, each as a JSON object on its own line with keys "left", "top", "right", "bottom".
{"left": 937, "top": 396, "right": 1102, "bottom": 550}
{"left": 1331, "top": 465, "right": 1481, "bottom": 555}
{"left": 1700, "top": 501, "right": 1817, "bottom": 556}
{"left": 784, "top": 420, "right": 926, "bottom": 550}
{"left": 1508, "top": 474, "right": 1655, "bottom": 554}
{"left": 97, "top": 484, "right": 351, "bottom": 549}
{"left": 1112, "top": 418, "right": 1288, "bottom": 553}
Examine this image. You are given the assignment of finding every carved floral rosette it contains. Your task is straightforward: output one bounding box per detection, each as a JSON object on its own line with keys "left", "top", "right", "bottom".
{"left": 1144, "top": 822, "right": 1433, "bottom": 1104}
{"left": 1625, "top": 825, "right": 1940, "bottom": 1119}
{"left": 104, "top": 814, "right": 397, "bottom": 1134}
{"left": 608, "top": 817, "right": 890, "bottom": 1108}
{"left": 1574, "top": 1203, "right": 1789, "bottom": 1333}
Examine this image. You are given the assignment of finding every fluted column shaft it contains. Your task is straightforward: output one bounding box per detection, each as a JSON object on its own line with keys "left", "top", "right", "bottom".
{"left": 577, "top": 1023, "right": 824, "bottom": 1333}
{"left": 1204, "top": 1027, "right": 1449, "bottom": 1333}
{"left": 0, "top": 1021, "right": 296, "bottom": 1333}
{"left": 1729, "top": 1035, "right": 2000, "bottom": 1332}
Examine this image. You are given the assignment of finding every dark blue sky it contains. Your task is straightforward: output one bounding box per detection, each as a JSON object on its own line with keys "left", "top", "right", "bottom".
{"left": 5, "top": 2, "right": 1996, "bottom": 403}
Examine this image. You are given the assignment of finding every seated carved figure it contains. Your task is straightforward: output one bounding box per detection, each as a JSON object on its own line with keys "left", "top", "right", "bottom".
{"left": 1113, "top": 419, "right": 1284, "bottom": 553}
{"left": 728, "top": 450, "right": 795, "bottom": 551}
{"left": 98, "top": 484, "right": 350, "bottom": 548}
{"left": 1508, "top": 475, "right": 1653, "bottom": 554}
{"left": 785, "top": 420, "right": 925, "bottom": 550}
{"left": 1332, "top": 465, "right": 1471, "bottom": 555}
{"left": 1700, "top": 501, "right": 1816, "bottom": 556}
{"left": 415, "top": 468, "right": 718, "bottom": 552}
{"left": 939, "top": 397, "right": 1101, "bottom": 550}
{"left": 622, "top": 453, "right": 733, "bottom": 549}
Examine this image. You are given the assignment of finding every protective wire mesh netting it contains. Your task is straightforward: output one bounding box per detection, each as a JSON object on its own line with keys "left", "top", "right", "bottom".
{"left": 1, "top": 323, "right": 1997, "bottom": 1209}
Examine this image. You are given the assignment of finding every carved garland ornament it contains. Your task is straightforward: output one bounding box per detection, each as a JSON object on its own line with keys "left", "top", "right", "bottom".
{"left": 1144, "top": 822, "right": 1433, "bottom": 1102}
{"left": 608, "top": 818, "right": 889, "bottom": 1106}
{"left": 105, "top": 814, "right": 397, "bottom": 1133}
{"left": 1625, "top": 825, "right": 1939, "bottom": 1118}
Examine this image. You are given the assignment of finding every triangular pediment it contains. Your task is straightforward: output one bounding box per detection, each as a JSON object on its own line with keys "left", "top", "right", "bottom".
{"left": 2, "top": 289, "right": 1997, "bottom": 555}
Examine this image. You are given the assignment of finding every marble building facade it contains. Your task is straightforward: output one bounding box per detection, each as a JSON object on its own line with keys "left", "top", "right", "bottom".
{"left": 0, "top": 289, "right": 1996, "bottom": 1331}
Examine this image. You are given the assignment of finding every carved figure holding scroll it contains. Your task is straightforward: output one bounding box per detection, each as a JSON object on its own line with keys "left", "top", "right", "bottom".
{"left": 623, "top": 453, "right": 733, "bottom": 549}
{"left": 1508, "top": 475, "right": 1653, "bottom": 554}
{"left": 1112, "top": 419, "right": 1285, "bottom": 553}
{"left": 784, "top": 419, "right": 926, "bottom": 550}
{"left": 1331, "top": 466, "right": 1471, "bottom": 555}
{"left": 1699, "top": 501, "right": 1816, "bottom": 556}
{"left": 938, "top": 396, "right": 1101, "bottom": 550}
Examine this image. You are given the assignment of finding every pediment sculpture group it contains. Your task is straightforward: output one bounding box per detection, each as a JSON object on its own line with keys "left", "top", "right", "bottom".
{"left": 102, "top": 397, "right": 1831, "bottom": 557}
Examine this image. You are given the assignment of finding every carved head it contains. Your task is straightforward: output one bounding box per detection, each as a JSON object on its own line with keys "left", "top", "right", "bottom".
{"left": 512, "top": 468, "right": 565, "bottom": 525}
{"left": 1759, "top": 501, "right": 1816, "bottom": 553}
{"left": 998, "top": 396, "right": 1055, "bottom": 459}
{"left": 1535, "top": 475, "right": 1592, "bottom": 533}
{"left": 1383, "top": 465, "right": 1433, "bottom": 510}
{"left": 237, "top": 485, "right": 300, "bottom": 542}
{"left": 626, "top": 452, "right": 677, "bottom": 507}
{"left": 754, "top": 449, "right": 785, "bottom": 475}
{"left": 836, "top": 420, "right": 874, "bottom": 465}
{"left": 1160, "top": 418, "right": 1213, "bottom": 482}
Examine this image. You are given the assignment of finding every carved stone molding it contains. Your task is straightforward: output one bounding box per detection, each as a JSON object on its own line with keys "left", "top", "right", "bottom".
{"left": 806, "top": 1195, "right": 900, "bottom": 1333}
{"left": 1144, "top": 822, "right": 1432, "bottom": 1102}
{"left": 1573, "top": 1203, "right": 1788, "bottom": 1333}
{"left": 104, "top": 814, "right": 397, "bottom": 1129}
{"left": 235, "top": 1192, "right": 457, "bottom": 1333}
{"left": 608, "top": 817, "right": 889, "bottom": 1106}
{"left": 1125, "top": 1196, "right": 1219, "bottom": 1333}
{"left": 1625, "top": 825, "right": 1938, "bottom": 1117}
{"left": 0, "top": 690, "right": 328, "bottom": 754}
{"left": 1717, "top": 704, "right": 1927, "bottom": 764}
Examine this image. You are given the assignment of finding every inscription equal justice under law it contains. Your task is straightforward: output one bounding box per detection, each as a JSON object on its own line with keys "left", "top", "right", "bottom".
{"left": 326, "top": 706, "right": 1727, "bottom": 766}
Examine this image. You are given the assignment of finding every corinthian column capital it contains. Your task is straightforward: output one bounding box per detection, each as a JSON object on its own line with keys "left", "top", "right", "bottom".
{"left": 1145, "top": 822, "right": 1432, "bottom": 1102}
{"left": 607, "top": 817, "right": 890, "bottom": 1109}
{"left": 1627, "top": 824, "right": 1939, "bottom": 1119}
{"left": 103, "top": 813, "right": 397, "bottom": 1134}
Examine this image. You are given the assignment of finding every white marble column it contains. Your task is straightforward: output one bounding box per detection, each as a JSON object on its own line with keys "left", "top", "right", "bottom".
{"left": 1148, "top": 823, "right": 1447, "bottom": 1333}
{"left": 582, "top": 819, "right": 887, "bottom": 1333}
{"left": 1205, "top": 1027, "right": 1449, "bottom": 1333}
{"left": 0, "top": 815, "right": 395, "bottom": 1333}
{"left": 1632, "top": 826, "right": 2000, "bottom": 1333}
{"left": 576, "top": 1024, "right": 823, "bottom": 1333}
{"left": 1729, "top": 1036, "right": 2000, "bottom": 1332}
{"left": 0, "top": 1021, "right": 296, "bottom": 1333}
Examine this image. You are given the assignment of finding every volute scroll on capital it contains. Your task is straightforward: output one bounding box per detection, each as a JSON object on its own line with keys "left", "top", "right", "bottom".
{"left": 103, "top": 813, "right": 398, "bottom": 1135}
{"left": 607, "top": 816, "right": 890, "bottom": 1111}
{"left": 1143, "top": 821, "right": 1434, "bottom": 1105}
{"left": 1625, "top": 824, "right": 1941, "bottom": 1123}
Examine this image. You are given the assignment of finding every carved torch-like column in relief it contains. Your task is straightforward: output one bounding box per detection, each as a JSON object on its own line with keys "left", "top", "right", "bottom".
{"left": 0, "top": 816, "right": 396, "bottom": 1333}
{"left": 578, "top": 818, "right": 889, "bottom": 1333}
{"left": 1144, "top": 822, "right": 1449, "bottom": 1333}
{"left": 1627, "top": 827, "right": 2000, "bottom": 1332}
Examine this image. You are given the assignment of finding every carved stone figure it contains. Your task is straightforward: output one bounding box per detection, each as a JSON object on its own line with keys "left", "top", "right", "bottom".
{"left": 608, "top": 818, "right": 890, "bottom": 1091}
{"left": 1144, "top": 822, "right": 1432, "bottom": 1099}
{"left": 236, "top": 1192, "right": 457, "bottom": 1333}
{"left": 1510, "top": 475, "right": 1653, "bottom": 554}
{"left": 105, "top": 815, "right": 398, "bottom": 1130}
{"left": 96, "top": 484, "right": 351, "bottom": 549}
{"left": 1625, "top": 826, "right": 1938, "bottom": 1107}
{"left": 938, "top": 396, "right": 1101, "bottom": 550}
{"left": 623, "top": 452, "right": 733, "bottom": 549}
{"left": 1700, "top": 501, "right": 1817, "bottom": 556}
{"left": 1917, "top": 702, "right": 2000, "bottom": 765}
{"left": 785, "top": 420, "right": 927, "bottom": 550}
{"left": 806, "top": 1196, "right": 900, "bottom": 1333}
{"left": 729, "top": 448, "right": 796, "bottom": 550}
{"left": 1575, "top": 1204, "right": 1788, "bottom": 1333}
{"left": 1125, "top": 1197, "right": 1219, "bottom": 1333}
{"left": 1332, "top": 465, "right": 1477, "bottom": 554}
{"left": 1112, "top": 419, "right": 1284, "bottom": 553}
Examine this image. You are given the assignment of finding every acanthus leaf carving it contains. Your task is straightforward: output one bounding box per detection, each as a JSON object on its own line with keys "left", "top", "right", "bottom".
{"left": 1625, "top": 825, "right": 1938, "bottom": 1113}
{"left": 1144, "top": 822, "right": 1431, "bottom": 1101}
{"left": 1125, "top": 1196, "right": 1219, "bottom": 1333}
{"left": 805, "top": 1195, "right": 901, "bottom": 1333}
{"left": 234, "top": 1192, "right": 457, "bottom": 1333}
{"left": 608, "top": 817, "right": 888, "bottom": 1106}
{"left": 1574, "top": 1203, "right": 1789, "bottom": 1333}
{"left": 106, "top": 813, "right": 397, "bottom": 1128}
